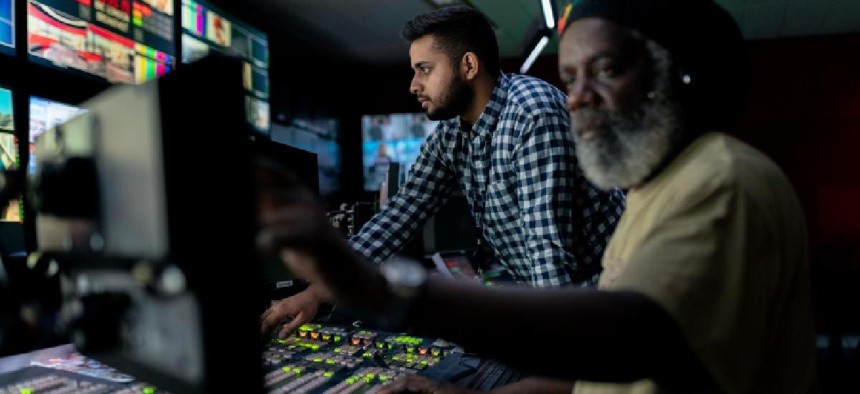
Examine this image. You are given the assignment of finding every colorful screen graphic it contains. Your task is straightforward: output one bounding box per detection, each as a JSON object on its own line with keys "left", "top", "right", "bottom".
{"left": 0, "top": 0, "right": 14, "bottom": 56}
{"left": 0, "top": 87, "right": 21, "bottom": 222}
{"left": 181, "top": 0, "right": 269, "bottom": 133}
{"left": 361, "top": 113, "right": 439, "bottom": 191}
{"left": 29, "top": 96, "right": 87, "bottom": 176}
{"left": 27, "top": 0, "right": 175, "bottom": 84}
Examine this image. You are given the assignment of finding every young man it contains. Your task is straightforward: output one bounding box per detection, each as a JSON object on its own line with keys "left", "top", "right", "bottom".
{"left": 258, "top": 0, "right": 819, "bottom": 393}
{"left": 261, "top": 5, "right": 624, "bottom": 340}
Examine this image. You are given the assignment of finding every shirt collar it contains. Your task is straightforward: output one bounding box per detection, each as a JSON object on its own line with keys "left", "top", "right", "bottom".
{"left": 458, "top": 73, "right": 510, "bottom": 138}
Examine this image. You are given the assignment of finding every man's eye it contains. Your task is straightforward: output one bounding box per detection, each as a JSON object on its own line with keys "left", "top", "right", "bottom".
{"left": 421, "top": 66, "right": 431, "bottom": 74}
{"left": 597, "top": 65, "right": 617, "bottom": 77}
{"left": 561, "top": 75, "right": 576, "bottom": 87}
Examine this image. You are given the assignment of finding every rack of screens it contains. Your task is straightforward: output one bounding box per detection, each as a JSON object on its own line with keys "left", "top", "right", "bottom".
{"left": 181, "top": 0, "right": 270, "bottom": 134}
{"left": 0, "top": 0, "right": 13, "bottom": 56}
{"left": 362, "top": 113, "right": 438, "bottom": 191}
{"left": 0, "top": 86, "right": 21, "bottom": 222}
{"left": 27, "top": 0, "right": 175, "bottom": 84}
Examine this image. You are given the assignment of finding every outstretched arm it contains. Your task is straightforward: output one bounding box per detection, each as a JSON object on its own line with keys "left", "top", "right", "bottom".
{"left": 256, "top": 158, "right": 710, "bottom": 390}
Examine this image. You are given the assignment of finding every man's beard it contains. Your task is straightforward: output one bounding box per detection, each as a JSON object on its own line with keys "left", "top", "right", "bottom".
{"left": 572, "top": 42, "right": 684, "bottom": 190}
{"left": 427, "top": 73, "right": 473, "bottom": 121}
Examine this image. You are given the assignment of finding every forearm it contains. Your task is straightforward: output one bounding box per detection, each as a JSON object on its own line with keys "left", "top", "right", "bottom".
{"left": 406, "top": 279, "right": 709, "bottom": 387}
{"left": 488, "top": 377, "right": 573, "bottom": 394}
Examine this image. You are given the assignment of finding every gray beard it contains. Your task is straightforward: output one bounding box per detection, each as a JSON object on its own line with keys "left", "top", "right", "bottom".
{"left": 572, "top": 96, "right": 682, "bottom": 190}
{"left": 572, "top": 39, "right": 684, "bottom": 190}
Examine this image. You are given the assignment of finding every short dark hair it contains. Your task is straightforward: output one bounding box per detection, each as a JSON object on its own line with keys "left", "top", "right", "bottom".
{"left": 401, "top": 5, "right": 501, "bottom": 78}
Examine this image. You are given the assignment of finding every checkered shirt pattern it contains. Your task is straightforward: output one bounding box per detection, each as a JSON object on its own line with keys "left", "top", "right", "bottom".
{"left": 349, "top": 73, "right": 625, "bottom": 287}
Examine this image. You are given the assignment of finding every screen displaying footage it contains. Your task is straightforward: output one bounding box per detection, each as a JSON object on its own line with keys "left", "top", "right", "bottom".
{"left": 0, "top": 87, "right": 21, "bottom": 222}
{"left": 0, "top": 0, "right": 14, "bottom": 56}
{"left": 361, "top": 113, "right": 438, "bottom": 191}
{"left": 246, "top": 95, "right": 269, "bottom": 132}
{"left": 27, "top": 0, "right": 175, "bottom": 84}
{"left": 29, "top": 96, "right": 87, "bottom": 176}
{"left": 181, "top": 0, "right": 270, "bottom": 133}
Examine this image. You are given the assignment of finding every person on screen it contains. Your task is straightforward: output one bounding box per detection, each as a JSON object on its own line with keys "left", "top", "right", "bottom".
{"left": 366, "top": 143, "right": 393, "bottom": 190}
{"left": 257, "top": 0, "right": 818, "bottom": 393}
{"left": 261, "top": 4, "right": 624, "bottom": 393}
{"left": 366, "top": 115, "right": 386, "bottom": 141}
{"left": 408, "top": 113, "right": 429, "bottom": 139}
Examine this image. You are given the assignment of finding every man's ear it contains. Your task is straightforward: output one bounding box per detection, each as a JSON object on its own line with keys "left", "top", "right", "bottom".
{"left": 460, "top": 52, "right": 480, "bottom": 80}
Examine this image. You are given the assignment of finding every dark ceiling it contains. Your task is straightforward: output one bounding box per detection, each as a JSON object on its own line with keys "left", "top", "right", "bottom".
{"left": 218, "top": 0, "right": 860, "bottom": 67}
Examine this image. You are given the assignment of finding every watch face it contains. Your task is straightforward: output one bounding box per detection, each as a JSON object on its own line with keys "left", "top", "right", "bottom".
{"left": 382, "top": 258, "right": 427, "bottom": 288}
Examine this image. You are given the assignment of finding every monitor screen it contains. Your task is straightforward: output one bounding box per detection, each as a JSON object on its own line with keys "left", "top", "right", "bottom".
{"left": 27, "top": 0, "right": 176, "bottom": 84}
{"left": 0, "top": 0, "right": 14, "bottom": 56}
{"left": 271, "top": 117, "right": 340, "bottom": 200}
{"left": 362, "top": 113, "right": 438, "bottom": 191}
{"left": 0, "top": 86, "right": 21, "bottom": 222}
{"left": 181, "top": 0, "right": 270, "bottom": 134}
{"left": 29, "top": 96, "right": 87, "bottom": 176}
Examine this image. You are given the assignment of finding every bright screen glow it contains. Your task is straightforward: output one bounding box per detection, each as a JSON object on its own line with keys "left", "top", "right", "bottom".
{"left": 29, "top": 96, "right": 87, "bottom": 176}
{"left": 0, "top": 0, "right": 14, "bottom": 56}
{"left": 0, "top": 87, "right": 21, "bottom": 222}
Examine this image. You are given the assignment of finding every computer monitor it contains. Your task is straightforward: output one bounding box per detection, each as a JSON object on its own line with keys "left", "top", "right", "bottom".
{"left": 253, "top": 138, "right": 319, "bottom": 198}
{"left": 26, "top": 0, "right": 176, "bottom": 84}
{"left": 270, "top": 117, "right": 340, "bottom": 200}
{"left": 29, "top": 54, "right": 264, "bottom": 393}
{"left": 0, "top": 86, "right": 21, "bottom": 223}
{"left": 0, "top": 0, "right": 14, "bottom": 56}
{"left": 28, "top": 96, "right": 87, "bottom": 176}
{"left": 361, "top": 113, "right": 437, "bottom": 191}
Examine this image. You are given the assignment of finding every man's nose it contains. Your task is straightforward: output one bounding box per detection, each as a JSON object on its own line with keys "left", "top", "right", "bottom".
{"left": 567, "top": 79, "right": 595, "bottom": 110}
{"left": 409, "top": 77, "right": 420, "bottom": 95}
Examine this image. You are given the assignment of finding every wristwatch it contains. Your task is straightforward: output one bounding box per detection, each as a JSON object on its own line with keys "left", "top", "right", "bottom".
{"left": 378, "top": 257, "right": 428, "bottom": 331}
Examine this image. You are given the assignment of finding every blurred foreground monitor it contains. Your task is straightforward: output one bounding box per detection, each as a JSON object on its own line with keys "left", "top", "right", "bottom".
{"left": 28, "top": 54, "right": 265, "bottom": 394}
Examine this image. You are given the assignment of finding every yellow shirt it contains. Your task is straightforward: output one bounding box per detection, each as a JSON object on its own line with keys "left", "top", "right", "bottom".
{"left": 575, "top": 132, "right": 818, "bottom": 394}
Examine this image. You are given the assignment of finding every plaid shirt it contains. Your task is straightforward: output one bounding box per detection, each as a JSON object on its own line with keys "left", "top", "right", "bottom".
{"left": 349, "top": 74, "right": 625, "bottom": 287}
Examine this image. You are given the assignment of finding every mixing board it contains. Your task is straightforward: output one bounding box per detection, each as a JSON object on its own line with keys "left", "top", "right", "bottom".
{"left": 0, "top": 323, "right": 469, "bottom": 393}
{"left": 261, "top": 323, "right": 466, "bottom": 393}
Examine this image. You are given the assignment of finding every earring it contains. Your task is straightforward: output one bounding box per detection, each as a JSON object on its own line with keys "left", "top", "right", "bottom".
{"left": 682, "top": 74, "right": 692, "bottom": 85}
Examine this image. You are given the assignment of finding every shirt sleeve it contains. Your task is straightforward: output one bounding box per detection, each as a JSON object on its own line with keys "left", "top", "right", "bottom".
{"left": 348, "top": 129, "right": 458, "bottom": 263}
{"left": 513, "top": 111, "right": 580, "bottom": 287}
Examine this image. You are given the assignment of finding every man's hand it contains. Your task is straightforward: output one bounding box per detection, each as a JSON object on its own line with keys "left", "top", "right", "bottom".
{"left": 256, "top": 158, "right": 387, "bottom": 318}
{"left": 260, "top": 285, "right": 324, "bottom": 339}
{"left": 377, "top": 375, "right": 477, "bottom": 394}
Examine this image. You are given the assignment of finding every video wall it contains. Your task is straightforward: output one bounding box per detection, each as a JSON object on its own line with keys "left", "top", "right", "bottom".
{"left": 0, "top": 86, "right": 21, "bottom": 222}
{"left": 180, "top": 0, "right": 270, "bottom": 133}
{"left": 27, "top": 0, "right": 176, "bottom": 84}
{"left": 0, "top": 0, "right": 13, "bottom": 56}
{"left": 361, "top": 113, "right": 438, "bottom": 191}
